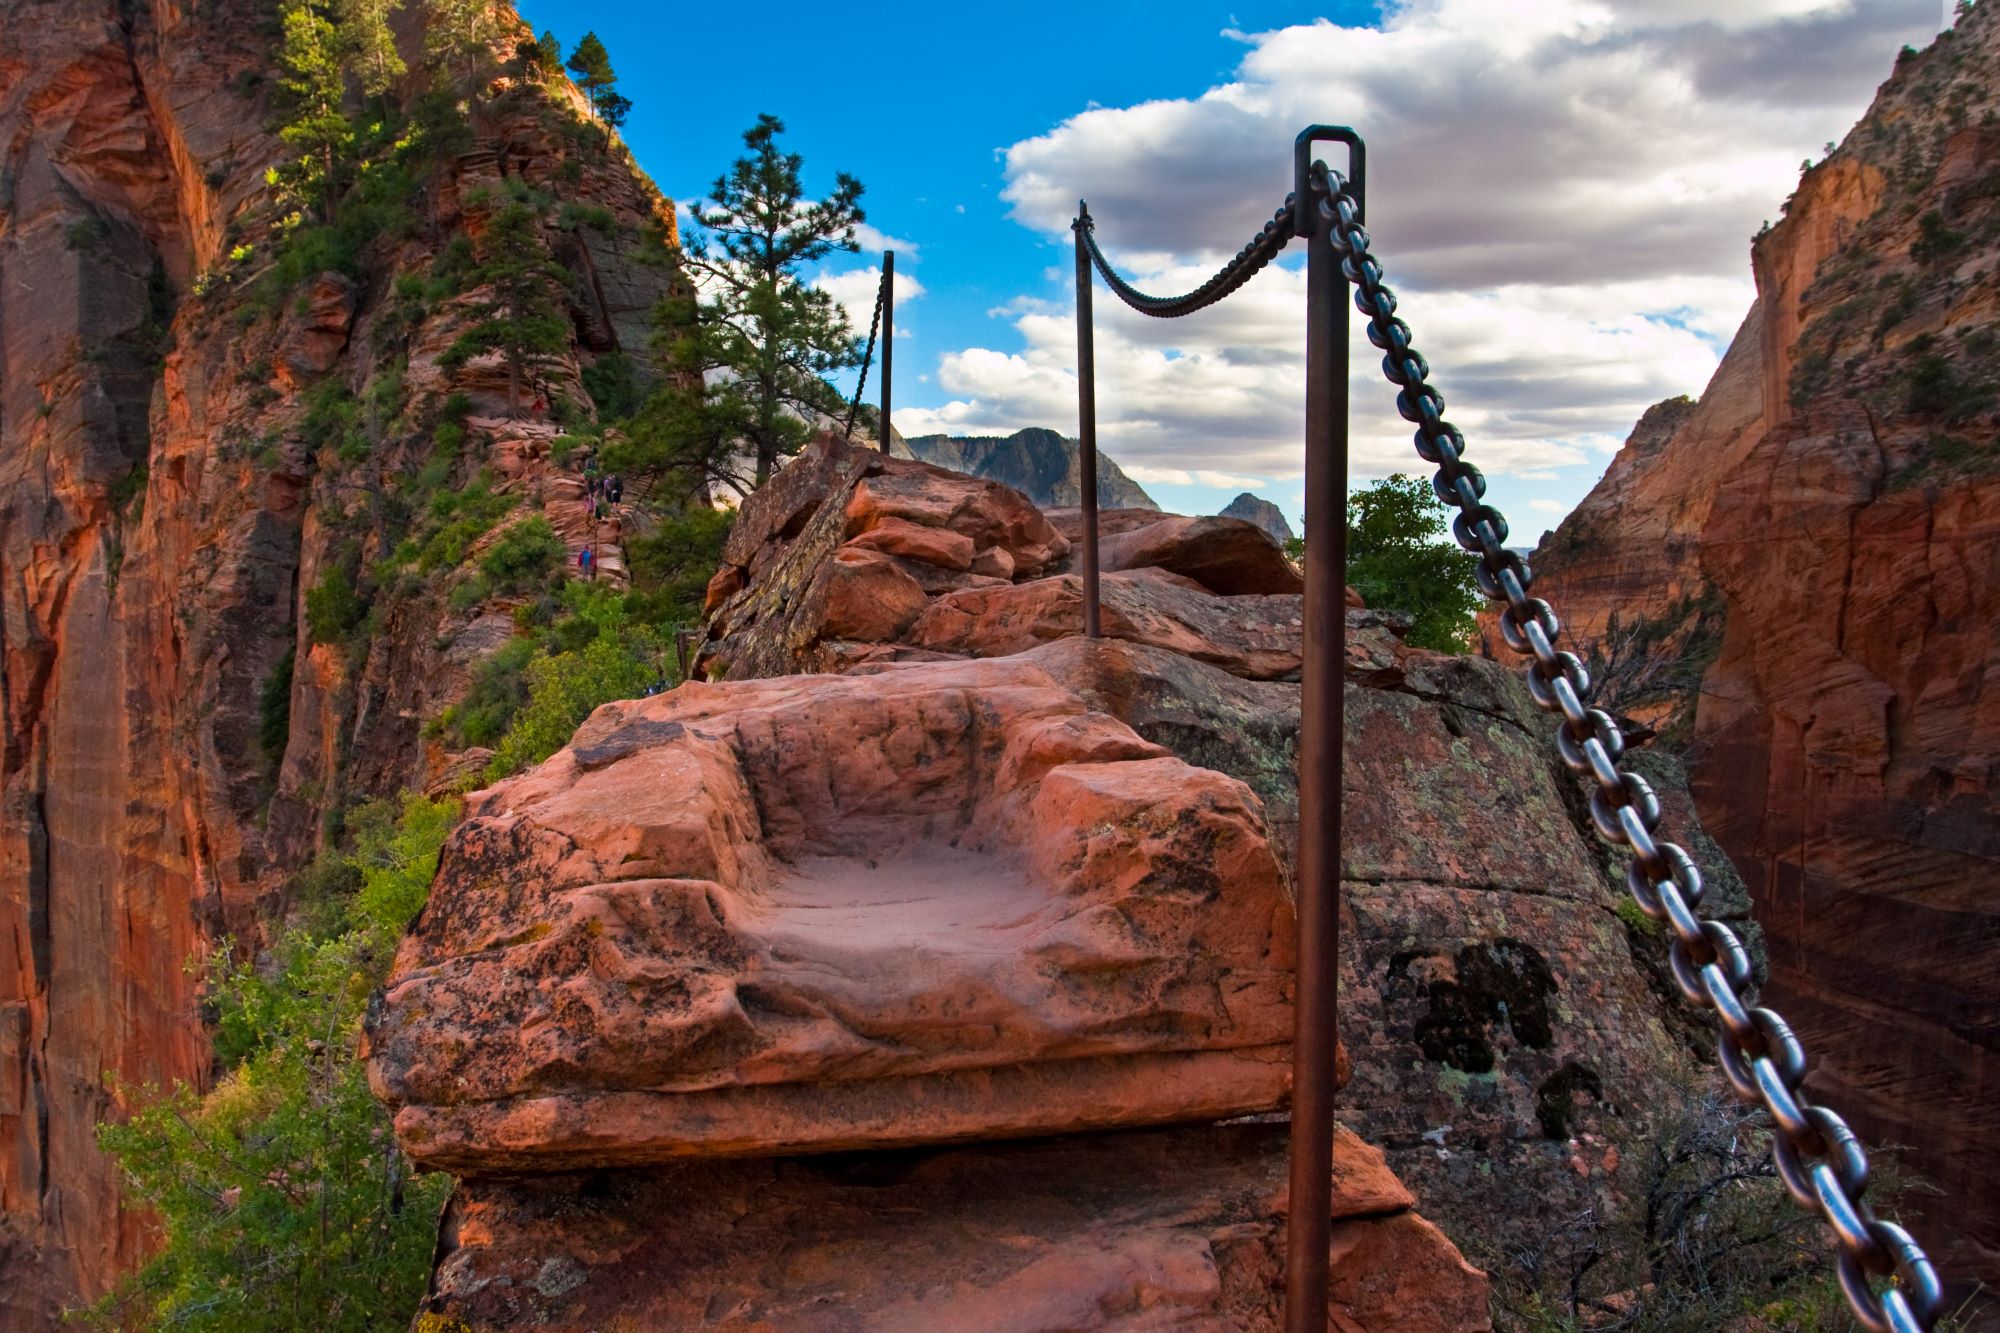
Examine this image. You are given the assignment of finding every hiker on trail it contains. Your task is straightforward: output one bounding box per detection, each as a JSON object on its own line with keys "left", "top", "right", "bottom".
{"left": 606, "top": 474, "right": 623, "bottom": 505}
{"left": 594, "top": 499, "right": 608, "bottom": 523}
{"left": 579, "top": 545, "right": 595, "bottom": 580}
{"left": 531, "top": 391, "right": 547, "bottom": 416}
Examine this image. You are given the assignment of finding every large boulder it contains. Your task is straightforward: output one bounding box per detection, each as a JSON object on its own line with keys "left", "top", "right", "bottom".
{"left": 906, "top": 568, "right": 1304, "bottom": 681}
{"left": 415, "top": 1121, "right": 1490, "bottom": 1333}
{"left": 365, "top": 656, "right": 1300, "bottom": 1172}
{"left": 1096, "top": 514, "right": 1304, "bottom": 596}
{"left": 701, "top": 438, "right": 1317, "bottom": 682}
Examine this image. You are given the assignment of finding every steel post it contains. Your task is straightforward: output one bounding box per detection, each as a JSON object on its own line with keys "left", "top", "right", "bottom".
{"left": 1073, "top": 204, "right": 1102, "bottom": 638}
{"left": 1285, "top": 135, "right": 1355, "bottom": 1333}
{"left": 880, "top": 250, "right": 894, "bottom": 447}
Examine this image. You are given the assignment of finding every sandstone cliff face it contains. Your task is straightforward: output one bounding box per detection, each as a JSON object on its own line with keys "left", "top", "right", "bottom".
{"left": 0, "top": 3, "right": 680, "bottom": 1321}
{"left": 1495, "top": 8, "right": 2000, "bottom": 1293}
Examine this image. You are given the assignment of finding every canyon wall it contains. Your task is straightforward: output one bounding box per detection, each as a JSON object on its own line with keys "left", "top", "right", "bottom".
{"left": 0, "top": 3, "right": 679, "bottom": 1321}
{"left": 1499, "top": 7, "right": 2000, "bottom": 1295}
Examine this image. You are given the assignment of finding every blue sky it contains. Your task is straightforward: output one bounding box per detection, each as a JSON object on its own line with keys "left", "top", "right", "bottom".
{"left": 513, "top": 0, "right": 1947, "bottom": 535}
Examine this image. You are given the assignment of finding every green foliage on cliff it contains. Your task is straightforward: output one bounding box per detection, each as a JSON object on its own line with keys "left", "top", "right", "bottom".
{"left": 88, "top": 795, "right": 460, "bottom": 1332}
{"left": 438, "top": 180, "right": 574, "bottom": 415}
{"left": 483, "top": 584, "right": 664, "bottom": 778}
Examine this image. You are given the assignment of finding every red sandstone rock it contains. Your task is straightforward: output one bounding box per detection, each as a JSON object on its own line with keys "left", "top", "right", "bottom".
{"left": 415, "top": 1121, "right": 1490, "bottom": 1333}
{"left": 365, "top": 656, "right": 1300, "bottom": 1171}
{"left": 817, "top": 547, "right": 932, "bottom": 642}
{"left": 907, "top": 567, "right": 1304, "bottom": 681}
{"left": 0, "top": 2, "right": 691, "bottom": 1318}
{"left": 845, "top": 460, "right": 1071, "bottom": 576}
{"left": 845, "top": 513, "right": 976, "bottom": 570}
{"left": 1497, "top": 12, "right": 2000, "bottom": 1296}
{"left": 273, "top": 271, "right": 356, "bottom": 386}
{"left": 1097, "top": 514, "right": 1304, "bottom": 596}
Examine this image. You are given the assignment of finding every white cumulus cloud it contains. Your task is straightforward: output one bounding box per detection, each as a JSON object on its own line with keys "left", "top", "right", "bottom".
{"left": 912, "top": 0, "right": 1937, "bottom": 503}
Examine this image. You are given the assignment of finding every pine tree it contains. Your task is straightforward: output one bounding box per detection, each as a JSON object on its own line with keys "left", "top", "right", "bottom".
{"left": 271, "top": 0, "right": 352, "bottom": 224}
{"left": 564, "top": 32, "right": 608, "bottom": 116}
{"left": 423, "top": 0, "right": 504, "bottom": 87}
{"left": 438, "top": 180, "right": 572, "bottom": 415}
{"left": 337, "top": 0, "right": 406, "bottom": 100}
{"left": 536, "top": 28, "right": 562, "bottom": 74}
{"left": 624, "top": 114, "right": 864, "bottom": 493}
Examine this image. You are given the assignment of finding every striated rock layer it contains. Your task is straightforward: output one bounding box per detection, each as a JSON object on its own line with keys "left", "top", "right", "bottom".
{"left": 417, "top": 1122, "right": 1490, "bottom": 1333}
{"left": 1493, "top": 9, "right": 2000, "bottom": 1292}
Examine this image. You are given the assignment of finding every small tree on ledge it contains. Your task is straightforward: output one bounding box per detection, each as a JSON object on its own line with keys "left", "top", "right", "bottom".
{"left": 439, "top": 180, "right": 572, "bottom": 416}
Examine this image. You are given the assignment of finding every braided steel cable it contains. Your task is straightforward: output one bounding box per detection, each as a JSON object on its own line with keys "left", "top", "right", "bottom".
{"left": 1075, "top": 200, "right": 1297, "bottom": 318}
{"left": 1303, "top": 160, "right": 1945, "bottom": 1333}
{"left": 842, "top": 264, "right": 888, "bottom": 440}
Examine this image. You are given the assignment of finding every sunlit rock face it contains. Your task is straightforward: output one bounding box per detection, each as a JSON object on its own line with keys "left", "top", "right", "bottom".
{"left": 1488, "top": 6, "right": 2000, "bottom": 1293}
{"left": 0, "top": 0, "right": 681, "bottom": 1320}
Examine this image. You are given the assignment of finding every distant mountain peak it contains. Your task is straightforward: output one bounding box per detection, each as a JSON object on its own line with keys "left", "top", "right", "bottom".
{"left": 897, "top": 428, "right": 1157, "bottom": 511}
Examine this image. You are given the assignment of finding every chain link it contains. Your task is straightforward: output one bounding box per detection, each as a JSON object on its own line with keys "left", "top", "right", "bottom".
{"left": 1076, "top": 201, "right": 1297, "bottom": 318}
{"left": 1303, "top": 160, "right": 1943, "bottom": 1333}
{"left": 842, "top": 264, "right": 888, "bottom": 441}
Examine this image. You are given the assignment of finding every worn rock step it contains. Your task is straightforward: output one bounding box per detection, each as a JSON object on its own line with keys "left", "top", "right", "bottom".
{"left": 365, "top": 656, "right": 1303, "bottom": 1171}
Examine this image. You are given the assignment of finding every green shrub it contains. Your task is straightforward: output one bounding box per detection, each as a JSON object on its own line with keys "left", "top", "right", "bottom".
{"left": 479, "top": 516, "right": 564, "bottom": 589}
{"left": 447, "top": 573, "right": 493, "bottom": 613}
{"left": 486, "top": 585, "right": 661, "bottom": 778}
{"left": 89, "top": 795, "right": 460, "bottom": 1332}
{"left": 624, "top": 506, "right": 733, "bottom": 627}
{"left": 1911, "top": 209, "right": 1968, "bottom": 267}
{"left": 258, "top": 643, "right": 295, "bottom": 771}
{"left": 581, "top": 349, "right": 639, "bottom": 420}
{"left": 440, "top": 637, "right": 534, "bottom": 748}
{"left": 304, "top": 563, "right": 364, "bottom": 646}
{"left": 1342, "top": 474, "right": 1482, "bottom": 654}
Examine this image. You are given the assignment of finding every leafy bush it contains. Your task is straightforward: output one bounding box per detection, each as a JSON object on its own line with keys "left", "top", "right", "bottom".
{"left": 478, "top": 516, "right": 564, "bottom": 589}
{"left": 1342, "top": 474, "right": 1482, "bottom": 653}
{"left": 439, "top": 636, "right": 535, "bottom": 748}
{"left": 304, "top": 562, "right": 364, "bottom": 646}
{"left": 624, "top": 505, "right": 732, "bottom": 627}
{"left": 486, "top": 585, "right": 661, "bottom": 778}
{"left": 259, "top": 643, "right": 296, "bottom": 772}
{"left": 581, "top": 349, "right": 640, "bottom": 421}
{"left": 88, "top": 794, "right": 460, "bottom": 1332}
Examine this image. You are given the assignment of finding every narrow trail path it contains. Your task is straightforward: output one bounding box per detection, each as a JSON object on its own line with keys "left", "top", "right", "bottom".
{"left": 472, "top": 413, "right": 644, "bottom": 590}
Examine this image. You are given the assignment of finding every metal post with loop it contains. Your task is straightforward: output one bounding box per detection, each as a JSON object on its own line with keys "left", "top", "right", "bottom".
{"left": 1073, "top": 205, "right": 1103, "bottom": 638}
{"left": 880, "top": 249, "right": 894, "bottom": 446}
{"left": 1286, "top": 124, "right": 1363, "bottom": 1333}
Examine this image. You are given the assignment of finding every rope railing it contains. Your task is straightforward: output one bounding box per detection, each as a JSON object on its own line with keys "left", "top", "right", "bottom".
{"left": 1071, "top": 128, "right": 1951, "bottom": 1333}
{"left": 1075, "top": 199, "right": 1297, "bottom": 318}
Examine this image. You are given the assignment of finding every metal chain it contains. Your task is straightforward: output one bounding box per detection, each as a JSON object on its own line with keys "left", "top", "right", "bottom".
{"left": 842, "top": 264, "right": 888, "bottom": 440}
{"left": 1303, "top": 161, "right": 1944, "bottom": 1333}
{"left": 1076, "top": 200, "right": 1297, "bottom": 318}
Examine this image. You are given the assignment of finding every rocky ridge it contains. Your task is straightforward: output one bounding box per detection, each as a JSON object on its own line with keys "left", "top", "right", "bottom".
{"left": 1490, "top": 7, "right": 2000, "bottom": 1295}
{"left": 689, "top": 434, "right": 1744, "bottom": 1284}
